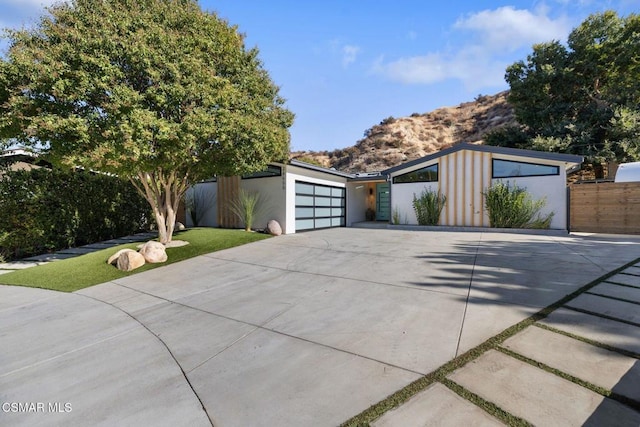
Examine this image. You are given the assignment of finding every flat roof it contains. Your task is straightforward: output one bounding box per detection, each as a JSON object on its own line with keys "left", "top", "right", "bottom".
{"left": 288, "top": 159, "right": 354, "bottom": 178}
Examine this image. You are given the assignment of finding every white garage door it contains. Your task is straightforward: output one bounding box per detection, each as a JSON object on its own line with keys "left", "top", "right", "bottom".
{"left": 295, "top": 181, "right": 346, "bottom": 231}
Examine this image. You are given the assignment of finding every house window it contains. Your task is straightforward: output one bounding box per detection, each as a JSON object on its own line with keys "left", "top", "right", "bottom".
{"left": 393, "top": 164, "right": 438, "bottom": 184}
{"left": 492, "top": 159, "right": 559, "bottom": 178}
{"left": 241, "top": 165, "right": 282, "bottom": 179}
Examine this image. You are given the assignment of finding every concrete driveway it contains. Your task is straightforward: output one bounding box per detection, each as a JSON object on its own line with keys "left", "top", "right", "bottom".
{"left": 2, "top": 228, "right": 639, "bottom": 426}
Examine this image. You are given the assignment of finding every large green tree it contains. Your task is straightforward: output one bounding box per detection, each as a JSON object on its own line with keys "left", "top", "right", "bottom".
{"left": 0, "top": 0, "right": 293, "bottom": 243}
{"left": 489, "top": 11, "right": 640, "bottom": 166}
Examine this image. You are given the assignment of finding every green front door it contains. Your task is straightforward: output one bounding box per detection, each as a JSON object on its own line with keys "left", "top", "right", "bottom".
{"left": 376, "top": 182, "right": 390, "bottom": 221}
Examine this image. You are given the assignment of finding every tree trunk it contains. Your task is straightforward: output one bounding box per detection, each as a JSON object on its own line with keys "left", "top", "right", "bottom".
{"left": 131, "top": 170, "right": 189, "bottom": 245}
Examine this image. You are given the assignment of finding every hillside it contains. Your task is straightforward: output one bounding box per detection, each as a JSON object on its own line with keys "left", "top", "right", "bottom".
{"left": 291, "top": 91, "right": 516, "bottom": 173}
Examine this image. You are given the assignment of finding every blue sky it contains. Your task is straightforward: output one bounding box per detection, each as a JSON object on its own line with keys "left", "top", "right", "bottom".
{"left": 1, "top": 1, "right": 638, "bottom": 152}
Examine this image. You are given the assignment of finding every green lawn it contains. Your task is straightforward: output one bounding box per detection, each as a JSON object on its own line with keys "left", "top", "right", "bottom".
{"left": 0, "top": 228, "right": 270, "bottom": 292}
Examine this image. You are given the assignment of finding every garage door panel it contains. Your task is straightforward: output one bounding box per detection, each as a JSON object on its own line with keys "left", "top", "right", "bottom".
{"left": 295, "top": 182, "right": 314, "bottom": 194}
{"left": 295, "top": 195, "right": 314, "bottom": 205}
{"left": 295, "top": 219, "right": 314, "bottom": 231}
{"left": 296, "top": 207, "right": 313, "bottom": 217}
{"left": 295, "top": 181, "right": 346, "bottom": 232}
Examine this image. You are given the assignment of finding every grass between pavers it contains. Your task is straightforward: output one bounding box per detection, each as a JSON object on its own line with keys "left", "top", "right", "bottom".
{"left": 0, "top": 228, "right": 270, "bottom": 293}
{"left": 341, "top": 256, "right": 640, "bottom": 427}
{"left": 496, "top": 346, "right": 640, "bottom": 412}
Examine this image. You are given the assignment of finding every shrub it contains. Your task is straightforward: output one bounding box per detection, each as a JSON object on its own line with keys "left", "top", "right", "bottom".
{"left": 380, "top": 116, "right": 396, "bottom": 125}
{"left": 392, "top": 206, "right": 401, "bottom": 225}
{"left": 0, "top": 168, "right": 150, "bottom": 260}
{"left": 412, "top": 189, "right": 446, "bottom": 225}
{"left": 483, "top": 181, "right": 553, "bottom": 229}
{"left": 228, "top": 189, "right": 264, "bottom": 232}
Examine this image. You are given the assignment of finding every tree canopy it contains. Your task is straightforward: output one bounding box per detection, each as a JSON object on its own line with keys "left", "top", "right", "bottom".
{"left": 0, "top": 0, "right": 294, "bottom": 243}
{"left": 487, "top": 11, "right": 640, "bottom": 165}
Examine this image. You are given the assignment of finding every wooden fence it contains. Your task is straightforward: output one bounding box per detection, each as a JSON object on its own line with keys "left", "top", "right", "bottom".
{"left": 570, "top": 182, "right": 640, "bottom": 234}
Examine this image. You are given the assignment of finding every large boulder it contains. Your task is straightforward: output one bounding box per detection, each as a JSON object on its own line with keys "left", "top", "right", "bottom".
{"left": 107, "top": 248, "right": 136, "bottom": 265}
{"left": 266, "top": 220, "right": 282, "bottom": 236}
{"left": 116, "top": 251, "right": 146, "bottom": 272}
{"left": 139, "top": 240, "right": 168, "bottom": 263}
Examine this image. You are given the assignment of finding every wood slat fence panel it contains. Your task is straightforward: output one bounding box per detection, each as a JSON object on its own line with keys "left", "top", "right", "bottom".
{"left": 570, "top": 182, "right": 640, "bottom": 234}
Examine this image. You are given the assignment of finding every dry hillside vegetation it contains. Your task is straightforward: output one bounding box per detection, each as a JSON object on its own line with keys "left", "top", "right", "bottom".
{"left": 291, "top": 91, "right": 516, "bottom": 172}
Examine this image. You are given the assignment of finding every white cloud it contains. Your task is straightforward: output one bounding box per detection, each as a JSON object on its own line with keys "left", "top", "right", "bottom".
{"left": 342, "top": 44, "right": 360, "bottom": 67}
{"left": 373, "top": 5, "right": 573, "bottom": 90}
{"left": 373, "top": 48, "right": 508, "bottom": 89}
{"left": 453, "top": 5, "right": 570, "bottom": 51}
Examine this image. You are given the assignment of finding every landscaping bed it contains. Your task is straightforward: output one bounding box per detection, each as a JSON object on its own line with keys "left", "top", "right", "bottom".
{"left": 0, "top": 228, "right": 270, "bottom": 292}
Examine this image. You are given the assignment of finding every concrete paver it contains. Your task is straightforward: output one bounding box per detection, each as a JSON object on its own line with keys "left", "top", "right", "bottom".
{"left": 372, "top": 383, "right": 504, "bottom": 427}
{"left": 606, "top": 272, "right": 640, "bottom": 287}
{"left": 0, "top": 261, "right": 47, "bottom": 270}
{"left": 542, "top": 308, "right": 640, "bottom": 355}
{"left": 21, "top": 252, "right": 79, "bottom": 261}
{"left": 502, "top": 326, "right": 640, "bottom": 402}
{"left": 448, "top": 350, "right": 640, "bottom": 427}
{"left": 566, "top": 293, "right": 640, "bottom": 325}
{"left": 588, "top": 282, "right": 640, "bottom": 304}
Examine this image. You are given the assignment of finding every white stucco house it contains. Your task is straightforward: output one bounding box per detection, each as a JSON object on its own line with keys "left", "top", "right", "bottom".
{"left": 186, "top": 143, "right": 583, "bottom": 233}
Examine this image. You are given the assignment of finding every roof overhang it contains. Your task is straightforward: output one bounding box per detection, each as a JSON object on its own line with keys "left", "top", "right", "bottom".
{"left": 382, "top": 142, "right": 584, "bottom": 176}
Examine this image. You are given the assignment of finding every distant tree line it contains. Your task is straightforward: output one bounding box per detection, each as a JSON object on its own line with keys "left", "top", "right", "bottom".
{"left": 486, "top": 11, "right": 640, "bottom": 171}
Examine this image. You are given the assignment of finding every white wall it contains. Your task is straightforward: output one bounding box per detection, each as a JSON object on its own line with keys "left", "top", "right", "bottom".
{"left": 346, "top": 182, "right": 368, "bottom": 225}
{"left": 491, "top": 153, "right": 568, "bottom": 230}
{"left": 285, "top": 165, "right": 348, "bottom": 234}
{"left": 184, "top": 181, "right": 217, "bottom": 227}
{"left": 388, "top": 151, "right": 570, "bottom": 229}
{"left": 491, "top": 173, "right": 567, "bottom": 230}
{"left": 390, "top": 181, "right": 439, "bottom": 225}
{"left": 240, "top": 174, "right": 287, "bottom": 231}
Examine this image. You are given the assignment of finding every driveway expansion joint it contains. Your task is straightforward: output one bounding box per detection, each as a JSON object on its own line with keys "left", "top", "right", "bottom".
{"left": 107, "top": 282, "right": 426, "bottom": 377}
{"left": 76, "top": 292, "right": 215, "bottom": 427}
{"left": 454, "top": 232, "right": 483, "bottom": 357}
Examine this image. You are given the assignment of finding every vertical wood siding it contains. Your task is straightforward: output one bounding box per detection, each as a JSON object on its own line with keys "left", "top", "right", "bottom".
{"left": 440, "top": 150, "right": 491, "bottom": 226}
{"left": 217, "top": 176, "right": 240, "bottom": 228}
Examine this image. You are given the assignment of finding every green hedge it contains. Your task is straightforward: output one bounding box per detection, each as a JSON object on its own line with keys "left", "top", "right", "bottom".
{"left": 0, "top": 168, "right": 151, "bottom": 260}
